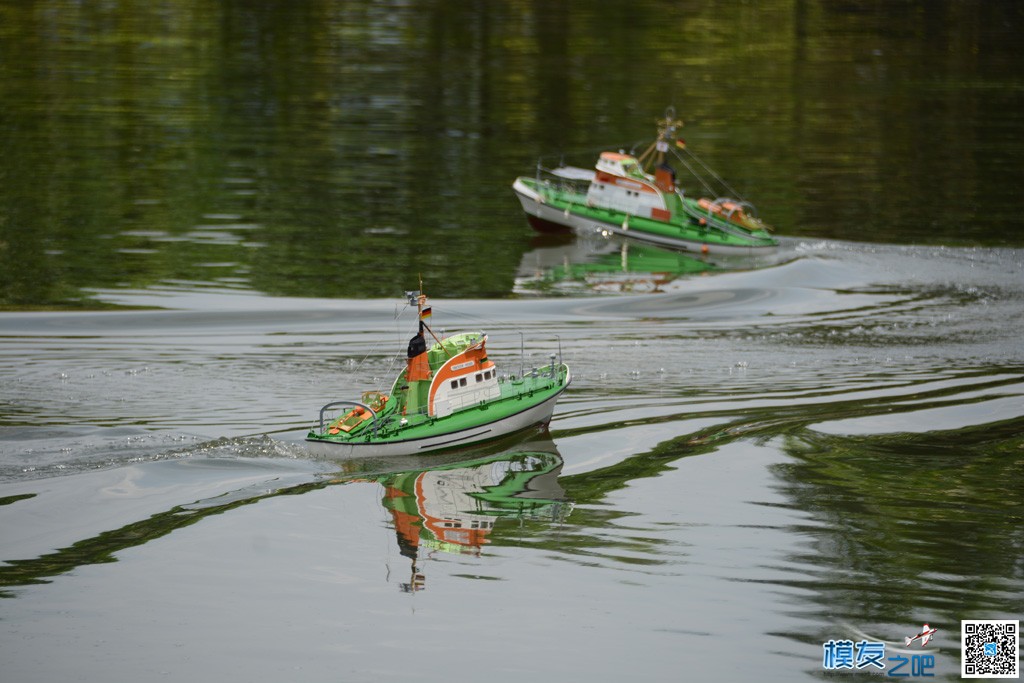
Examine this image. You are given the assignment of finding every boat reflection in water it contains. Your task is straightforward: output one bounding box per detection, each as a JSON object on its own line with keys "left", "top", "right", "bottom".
{"left": 515, "top": 233, "right": 780, "bottom": 295}
{"left": 359, "top": 437, "right": 570, "bottom": 592}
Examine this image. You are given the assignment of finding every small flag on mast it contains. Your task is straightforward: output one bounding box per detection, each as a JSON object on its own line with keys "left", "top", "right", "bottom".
{"left": 420, "top": 306, "right": 432, "bottom": 320}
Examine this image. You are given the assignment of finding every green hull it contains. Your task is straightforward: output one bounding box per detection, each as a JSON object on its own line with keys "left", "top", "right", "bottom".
{"left": 307, "top": 302, "right": 570, "bottom": 457}
{"left": 514, "top": 176, "right": 777, "bottom": 255}
{"left": 306, "top": 361, "right": 570, "bottom": 456}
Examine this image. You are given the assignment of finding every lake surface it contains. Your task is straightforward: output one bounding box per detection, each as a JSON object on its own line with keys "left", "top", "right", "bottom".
{"left": 2, "top": 2, "right": 1023, "bottom": 681}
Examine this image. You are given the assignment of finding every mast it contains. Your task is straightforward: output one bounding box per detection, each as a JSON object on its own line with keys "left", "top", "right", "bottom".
{"left": 634, "top": 106, "right": 683, "bottom": 196}
{"left": 402, "top": 281, "right": 452, "bottom": 417}
{"left": 410, "top": 281, "right": 449, "bottom": 357}
{"left": 404, "top": 288, "right": 431, "bottom": 415}
{"left": 638, "top": 106, "right": 683, "bottom": 170}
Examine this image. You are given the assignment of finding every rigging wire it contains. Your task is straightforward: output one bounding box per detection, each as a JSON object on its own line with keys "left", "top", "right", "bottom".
{"left": 341, "top": 342, "right": 382, "bottom": 386}
{"left": 341, "top": 298, "right": 557, "bottom": 393}
{"left": 375, "top": 302, "right": 410, "bottom": 390}
{"left": 335, "top": 301, "right": 413, "bottom": 395}
{"left": 529, "top": 113, "right": 748, "bottom": 204}
{"left": 426, "top": 305, "right": 527, "bottom": 339}
{"left": 675, "top": 146, "right": 745, "bottom": 201}
{"left": 426, "top": 305, "right": 564, "bottom": 375}
{"left": 670, "top": 148, "right": 717, "bottom": 197}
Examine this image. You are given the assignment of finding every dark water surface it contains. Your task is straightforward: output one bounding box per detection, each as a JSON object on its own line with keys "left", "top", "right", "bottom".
{"left": 3, "top": 0, "right": 1024, "bottom": 305}
{"left": 2, "top": 2, "right": 1023, "bottom": 681}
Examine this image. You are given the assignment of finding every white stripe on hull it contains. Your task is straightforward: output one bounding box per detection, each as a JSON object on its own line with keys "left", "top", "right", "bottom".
{"left": 305, "top": 383, "right": 566, "bottom": 458}
{"left": 513, "top": 178, "right": 774, "bottom": 256}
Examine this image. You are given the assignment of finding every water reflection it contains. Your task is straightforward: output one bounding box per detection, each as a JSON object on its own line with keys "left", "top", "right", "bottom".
{"left": 515, "top": 234, "right": 786, "bottom": 295}
{"left": 0, "top": 455, "right": 325, "bottom": 597}
{"left": 362, "top": 438, "right": 570, "bottom": 592}
{"left": 772, "top": 420, "right": 1024, "bottom": 625}
{"left": 3, "top": 1, "right": 1022, "bottom": 308}
{"left": 0, "top": 436, "right": 571, "bottom": 597}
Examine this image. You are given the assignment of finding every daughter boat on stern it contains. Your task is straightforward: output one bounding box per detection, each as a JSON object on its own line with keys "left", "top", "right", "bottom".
{"left": 306, "top": 291, "right": 570, "bottom": 456}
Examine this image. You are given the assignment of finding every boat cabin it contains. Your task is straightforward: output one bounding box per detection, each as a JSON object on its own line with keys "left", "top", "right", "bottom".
{"left": 594, "top": 152, "right": 646, "bottom": 179}
{"left": 426, "top": 334, "right": 500, "bottom": 418}
{"left": 587, "top": 152, "right": 673, "bottom": 222}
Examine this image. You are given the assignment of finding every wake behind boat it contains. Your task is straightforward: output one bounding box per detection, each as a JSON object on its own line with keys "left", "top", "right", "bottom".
{"left": 306, "top": 290, "right": 570, "bottom": 456}
{"left": 513, "top": 107, "right": 779, "bottom": 255}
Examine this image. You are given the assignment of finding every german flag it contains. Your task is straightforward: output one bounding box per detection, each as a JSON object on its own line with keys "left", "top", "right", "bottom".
{"left": 675, "top": 139, "right": 686, "bottom": 150}
{"left": 420, "top": 306, "right": 432, "bottom": 320}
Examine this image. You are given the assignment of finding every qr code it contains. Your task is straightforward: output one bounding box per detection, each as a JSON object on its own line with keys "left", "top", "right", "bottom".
{"left": 962, "top": 620, "right": 1019, "bottom": 678}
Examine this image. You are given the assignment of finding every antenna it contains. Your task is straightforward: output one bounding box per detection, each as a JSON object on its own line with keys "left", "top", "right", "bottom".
{"left": 519, "top": 331, "right": 525, "bottom": 379}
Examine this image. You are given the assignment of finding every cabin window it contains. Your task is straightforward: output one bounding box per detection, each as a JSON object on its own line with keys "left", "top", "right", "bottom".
{"left": 475, "top": 373, "right": 482, "bottom": 383}
{"left": 459, "top": 377, "right": 467, "bottom": 387}
{"left": 450, "top": 380, "right": 458, "bottom": 389}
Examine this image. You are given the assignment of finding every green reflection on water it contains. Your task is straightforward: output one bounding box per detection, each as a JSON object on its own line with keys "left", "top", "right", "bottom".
{"left": 774, "top": 418, "right": 1024, "bottom": 623}
{"left": 0, "top": 472, "right": 326, "bottom": 597}
{"left": 1, "top": 368, "right": 1021, "bottom": 633}
{"left": 2, "top": 1, "right": 1023, "bottom": 307}
{"left": 0, "top": 438, "right": 571, "bottom": 596}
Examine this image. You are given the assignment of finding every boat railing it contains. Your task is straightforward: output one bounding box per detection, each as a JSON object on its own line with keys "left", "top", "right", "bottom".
{"left": 318, "top": 400, "right": 379, "bottom": 437}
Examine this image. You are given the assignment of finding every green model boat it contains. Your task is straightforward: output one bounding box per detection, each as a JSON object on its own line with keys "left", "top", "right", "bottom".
{"left": 306, "top": 290, "right": 570, "bottom": 457}
{"left": 512, "top": 107, "right": 779, "bottom": 255}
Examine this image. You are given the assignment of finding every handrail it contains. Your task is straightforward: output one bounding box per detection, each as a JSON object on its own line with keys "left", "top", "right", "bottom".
{"left": 318, "top": 400, "right": 378, "bottom": 437}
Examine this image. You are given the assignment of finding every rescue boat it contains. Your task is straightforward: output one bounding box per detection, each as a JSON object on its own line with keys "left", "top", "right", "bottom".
{"left": 306, "top": 290, "right": 570, "bottom": 456}
{"left": 512, "top": 106, "right": 779, "bottom": 255}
